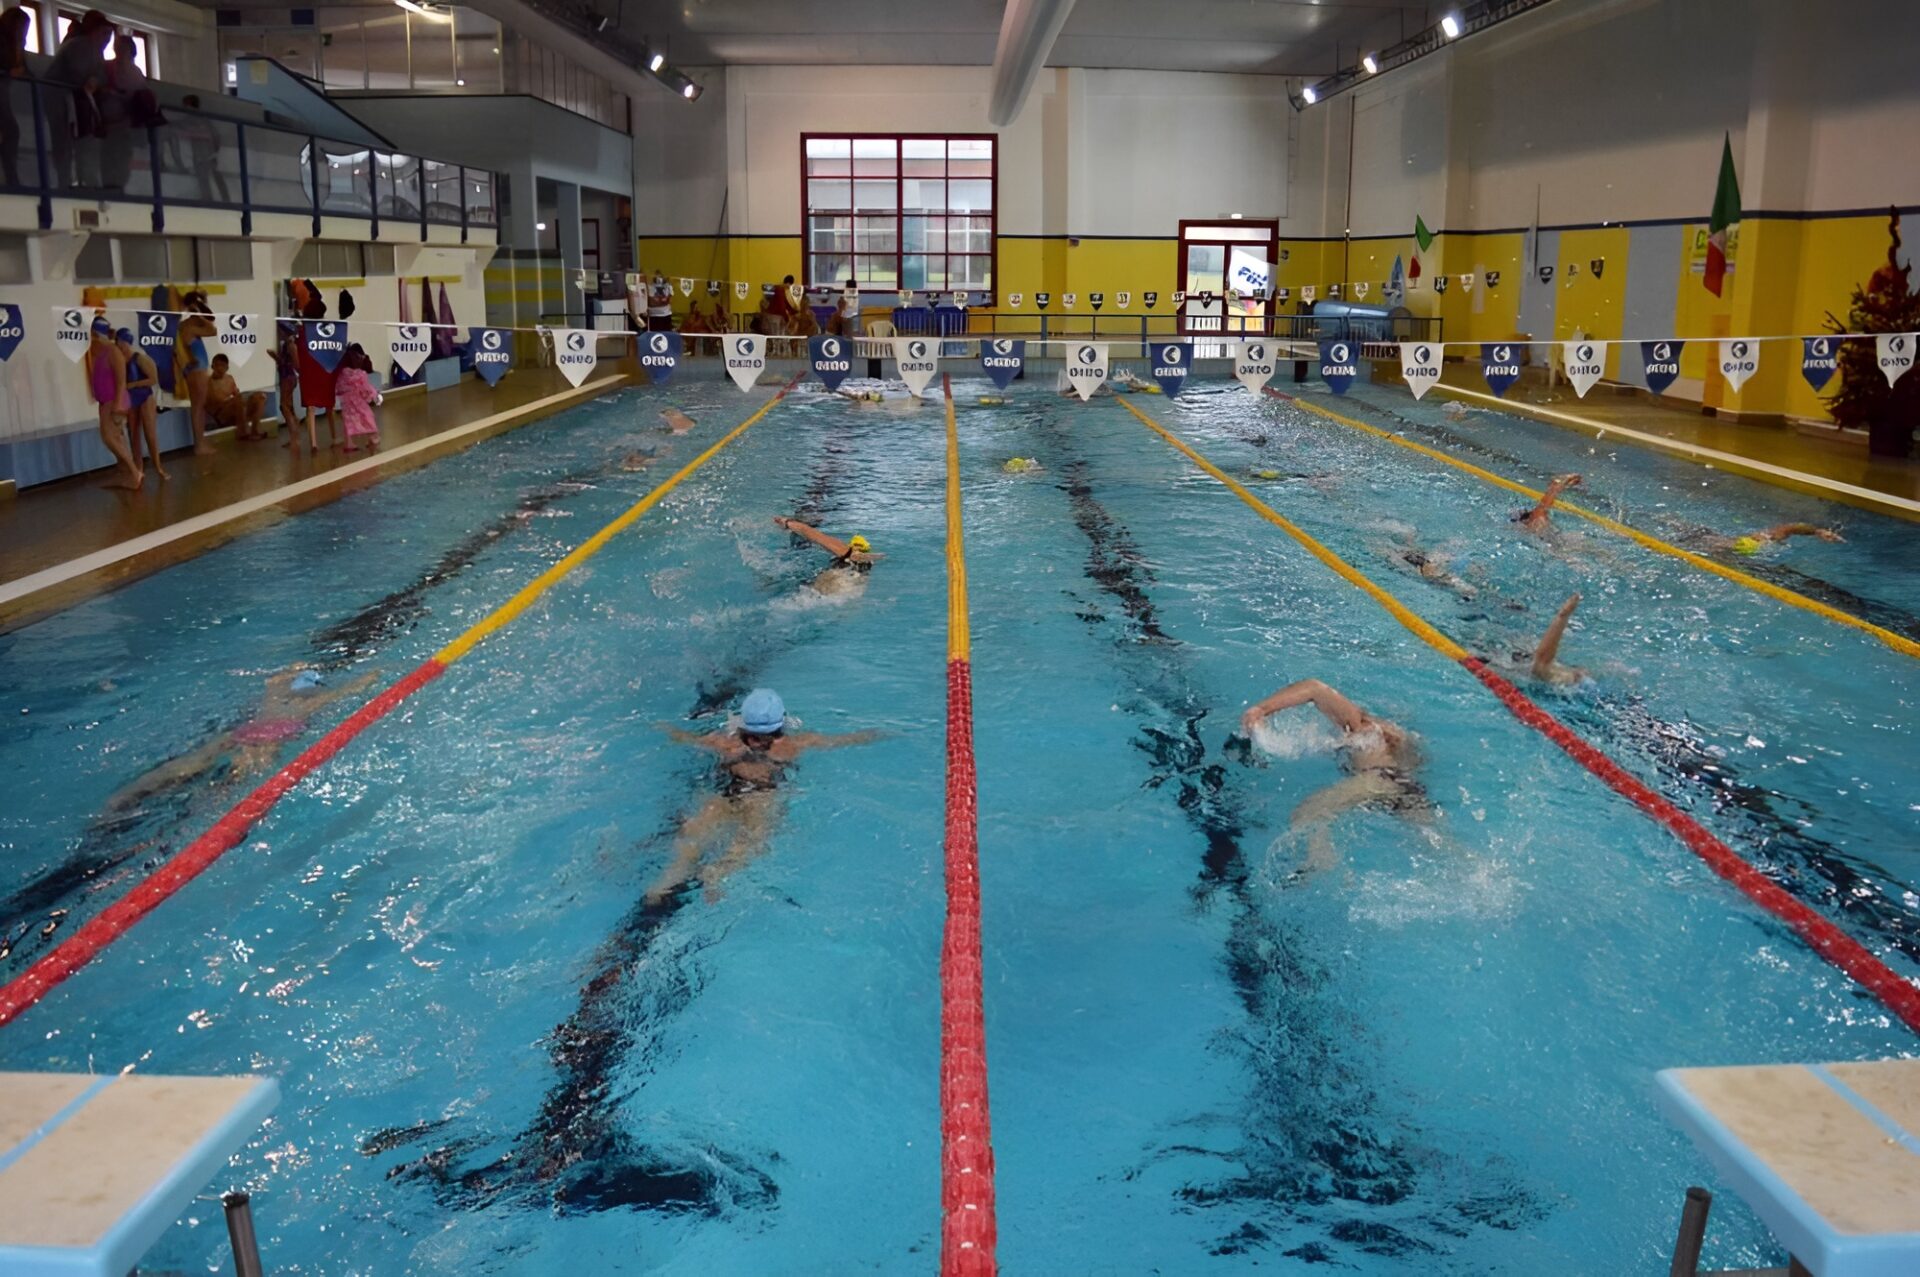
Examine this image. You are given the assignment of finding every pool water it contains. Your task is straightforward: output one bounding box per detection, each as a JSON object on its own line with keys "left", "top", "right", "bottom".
{"left": 0, "top": 366, "right": 1914, "bottom": 1273}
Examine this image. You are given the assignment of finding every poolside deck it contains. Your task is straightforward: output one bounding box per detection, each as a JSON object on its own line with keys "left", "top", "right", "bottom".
{"left": 0, "top": 365, "right": 633, "bottom": 632}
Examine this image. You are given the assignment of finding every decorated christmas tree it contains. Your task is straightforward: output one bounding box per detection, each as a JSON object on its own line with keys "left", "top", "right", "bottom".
{"left": 1825, "top": 207, "right": 1920, "bottom": 454}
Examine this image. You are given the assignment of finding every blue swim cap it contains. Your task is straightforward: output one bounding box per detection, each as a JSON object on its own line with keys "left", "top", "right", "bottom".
{"left": 91, "top": 317, "right": 112, "bottom": 334}
{"left": 290, "top": 670, "right": 324, "bottom": 692}
{"left": 115, "top": 327, "right": 134, "bottom": 344}
{"left": 740, "top": 688, "right": 785, "bottom": 734}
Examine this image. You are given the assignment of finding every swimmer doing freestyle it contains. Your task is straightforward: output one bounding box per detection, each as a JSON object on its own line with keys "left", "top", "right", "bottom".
{"left": 647, "top": 689, "right": 880, "bottom": 904}
{"left": 773, "top": 515, "right": 884, "bottom": 598}
{"left": 1240, "top": 679, "right": 1433, "bottom": 878}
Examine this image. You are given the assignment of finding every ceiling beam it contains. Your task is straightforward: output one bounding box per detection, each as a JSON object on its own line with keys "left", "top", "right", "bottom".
{"left": 987, "top": 0, "right": 1077, "bottom": 125}
{"left": 461, "top": 0, "right": 682, "bottom": 101}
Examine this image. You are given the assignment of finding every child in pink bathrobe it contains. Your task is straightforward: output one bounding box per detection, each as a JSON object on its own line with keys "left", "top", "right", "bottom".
{"left": 336, "top": 344, "right": 384, "bottom": 453}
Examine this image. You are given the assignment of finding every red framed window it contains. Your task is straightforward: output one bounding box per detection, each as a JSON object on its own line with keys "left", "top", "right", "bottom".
{"left": 802, "top": 134, "right": 995, "bottom": 295}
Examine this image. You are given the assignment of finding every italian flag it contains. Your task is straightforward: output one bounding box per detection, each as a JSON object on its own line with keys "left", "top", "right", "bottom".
{"left": 1704, "top": 135, "right": 1740, "bottom": 297}
{"left": 1410, "top": 215, "right": 1433, "bottom": 278}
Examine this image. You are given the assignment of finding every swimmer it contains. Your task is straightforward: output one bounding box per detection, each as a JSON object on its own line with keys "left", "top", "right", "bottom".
{"left": 773, "top": 516, "right": 884, "bottom": 597}
{"left": 1513, "top": 473, "right": 1582, "bottom": 532}
{"left": 1002, "top": 457, "right": 1042, "bottom": 474}
{"left": 1442, "top": 400, "right": 1472, "bottom": 421}
{"left": 107, "top": 667, "right": 380, "bottom": 811}
{"left": 1524, "top": 593, "right": 1587, "bottom": 686}
{"left": 661, "top": 408, "right": 696, "bottom": 435}
{"left": 1711, "top": 523, "right": 1846, "bottom": 555}
{"left": 621, "top": 446, "right": 667, "bottom": 472}
{"left": 646, "top": 689, "right": 880, "bottom": 903}
{"left": 977, "top": 395, "right": 1010, "bottom": 406}
{"left": 1239, "top": 679, "right": 1432, "bottom": 877}
{"left": 1385, "top": 533, "right": 1476, "bottom": 601}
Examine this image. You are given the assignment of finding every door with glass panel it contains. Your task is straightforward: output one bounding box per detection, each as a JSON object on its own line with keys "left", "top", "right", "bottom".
{"left": 1177, "top": 219, "right": 1279, "bottom": 338}
{"left": 803, "top": 135, "right": 995, "bottom": 298}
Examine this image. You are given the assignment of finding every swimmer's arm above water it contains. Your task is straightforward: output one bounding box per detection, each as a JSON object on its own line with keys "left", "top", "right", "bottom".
{"left": 1240, "top": 679, "right": 1368, "bottom": 736}
{"left": 1530, "top": 593, "right": 1581, "bottom": 683}
{"left": 786, "top": 728, "right": 886, "bottom": 751}
{"left": 1757, "top": 522, "right": 1844, "bottom": 543}
{"left": 773, "top": 516, "right": 851, "bottom": 558}
{"left": 658, "top": 723, "right": 730, "bottom": 750}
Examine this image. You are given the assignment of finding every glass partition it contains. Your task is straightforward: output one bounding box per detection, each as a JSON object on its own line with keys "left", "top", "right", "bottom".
{"left": 378, "top": 152, "right": 421, "bottom": 221}
{"left": 464, "top": 170, "right": 496, "bottom": 226}
{"left": 424, "top": 159, "right": 462, "bottom": 225}
{"left": 319, "top": 143, "right": 373, "bottom": 216}
{"left": 245, "top": 128, "right": 312, "bottom": 212}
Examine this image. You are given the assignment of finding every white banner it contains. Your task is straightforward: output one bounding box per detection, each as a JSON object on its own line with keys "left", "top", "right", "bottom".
{"left": 734, "top": 281, "right": 750, "bottom": 300}
{"left": 678, "top": 276, "right": 694, "bottom": 296}
{"left": 213, "top": 313, "right": 262, "bottom": 370}
{"left": 1459, "top": 273, "right": 1476, "bottom": 292}
{"left": 52, "top": 306, "right": 91, "bottom": 362}
{"left": 1228, "top": 248, "right": 1273, "bottom": 297}
{"left": 1116, "top": 291, "right": 1131, "bottom": 309}
{"left": 1563, "top": 340, "right": 1606, "bottom": 398}
{"left": 1062, "top": 293, "right": 1077, "bottom": 310}
{"left": 1300, "top": 286, "right": 1316, "bottom": 303}
{"left": 1400, "top": 342, "right": 1441, "bottom": 400}
{"left": 1065, "top": 342, "right": 1109, "bottom": 401}
{"left": 1719, "top": 338, "right": 1758, "bottom": 392}
{"left": 723, "top": 333, "right": 765, "bottom": 391}
{"left": 1877, "top": 333, "right": 1916, "bottom": 386}
{"left": 1234, "top": 340, "right": 1277, "bottom": 394}
{"left": 553, "top": 328, "right": 598, "bottom": 387}
{"left": 388, "top": 323, "right": 432, "bottom": 376}
{"left": 1354, "top": 281, "right": 1370, "bottom": 299}
{"left": 893, "top": 336, "right": 939, "bottom": 397}
{"left": 1007, "top": 293, "right": 1024, "bottom": 308}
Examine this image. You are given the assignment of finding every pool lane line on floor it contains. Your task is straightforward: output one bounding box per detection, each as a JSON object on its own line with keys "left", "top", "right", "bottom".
{"left": 1427, "top": 382, "right": 1920, "bottom": 521}
{"left": 0, "top": 381, "right": 801, "bottom": 1031}
{"left": 940, "top": 374, "right": 998, "bottom": 1275}
{"left": 1116, "top": 396, "right": 1920, "bottom": 1037}
{"left": 1266, "top": 387, "right": 1920, "bottom": 662}
{"left": 0, "top": 375, "right": 629, "bottom": 628}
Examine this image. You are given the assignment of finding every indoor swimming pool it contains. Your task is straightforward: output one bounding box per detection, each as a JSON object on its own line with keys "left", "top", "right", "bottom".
{"left": 1, "top": 367, "right": 1914, "bottom": 1273}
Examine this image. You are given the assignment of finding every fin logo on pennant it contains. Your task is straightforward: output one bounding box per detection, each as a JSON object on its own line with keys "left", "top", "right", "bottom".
{"left": 734, "top": 281, "right": 749, "bottom": 300}
{"left": 1481, "top": 342, "right": 1522, "bottom": 397}
{"left": 1719, "top": 338, "right": 1758, "bottom": 392}
{"left": 1642, "top": 340, "right": 1685, "bottom": 395}
{"left": 1567, "top": 262, "right": 1580, "bottom": 279}
{"left": 1485, "top": 270, "right": 1501, "bottom": 288}
{"left": 1538, "top": 265, "right": 1555, "bottom": 284}
{"left": 1876, "top": 333, "right": 1915, "bottom": 386}
{"left": 1317, "top": 339, "right": 1357, "bottom": 394}
{"left": 1143, "top": 291, "right": 1158, "bottom": 308}
{"left": 1116, "top": 292, "right": 1131, "bottom": 309}
{"left": 554, "top": 329, "right": 598, "bottom": 387}
{"left": 1460, "top": 273, "right": 1476, "bottom": 292}
{"left": 1008, "top": 293, "right": 1024, "bottom": 308}
{"left": 389, "top": 323, "right": 432, "bottom": 376}
{"left": 1434, "top": 277, "right": 1450, "bottom": 295}
{"left": 1067, "top": 342, "right": 1108, "bottom": 400}
{"left": 894, "top": 336, "right": 938, "bottom": 397}
{"left": 1036, "top": 292, "right": 1051, "bottom": 310}
{"left": 471, "top": 326, "right": 512, "bottom": 386}
{"left": 1171, "top": 291, "right": 1185, "bottom": 307}
{"left": 1152, "top": 342, "right": 1191, "bottom": 397}
{"left": 981, "top": 337, "right": 1024, "bottom": 390}
{"left": 810, "top": 333, "right": 852, "bottom": 391}
{"left": 1300, "top": 286, "right": 1316, "bottom": 302}
{"left": 1590, "top": 258, "right": 1605, "bottom": 279}
{"left": 0, "top": 303, "right": 22, "bottom": 363}
{"left": 53, "top": 306, "right": 91, "bottom": 362}
{"left": 639, "top": 330, "right": 683, "bottom": 386}
{"left": 679, "top": 277, "right": 694, "bottom": 296}
{"left": 1277, "top": 287, "right": 1291, "bottom": 301}
{"left": 1800, "top": 337, "right": 1837, "bottom": 392}
{"left": 723, "top": 333, "right": 764, "bottom": 391}
{"left": 1400, "top": 342, "right": 1440, "bottom": 400}
{"left": 1564, "top": 340, "right": 1606, "bottom": 398}
{"left": 1238, "top": 340, "right": 1278, "bottom": 394}
{"left": 215, "top": 313, "right": 260, "bottom": 369}
{"left": 1063, "top": 293, "right": 1077, "bottom": 309}
{"left": 1089, "top": 292, "right": 1104, "bottom": 310}
{"left": 1354, "top": 281, "right": 1370, "bottom": 299}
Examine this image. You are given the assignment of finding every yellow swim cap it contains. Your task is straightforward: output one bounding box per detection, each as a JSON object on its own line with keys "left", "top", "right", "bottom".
{"left": 849, "top": 535, "right": 871, "bottom": 553}
{"left": 1253, "top": 469, "right": 1281, "bottom": 480}
{"left": 1731, "top": 536, "right": 1761, "bottom": 555}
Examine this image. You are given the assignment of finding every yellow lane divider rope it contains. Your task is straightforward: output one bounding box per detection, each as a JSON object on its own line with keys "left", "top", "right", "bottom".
{"left": 435, "top": 387, "right": 792, "bottom": 664}
{"left": 1274, "top": 391, "right": 1920, "bottom": 661}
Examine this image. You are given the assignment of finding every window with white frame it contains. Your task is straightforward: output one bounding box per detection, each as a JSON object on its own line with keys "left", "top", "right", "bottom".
{"left": 802, "top": 135, "right": 994, "bottom": 294}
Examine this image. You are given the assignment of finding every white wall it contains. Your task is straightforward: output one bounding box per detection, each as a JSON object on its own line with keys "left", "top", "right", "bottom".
{"left": 634, "top": 63, "right": 1292, "bottom": 239}
{"left": 1288, "top": 0, "right": 1920, "bottom": 238}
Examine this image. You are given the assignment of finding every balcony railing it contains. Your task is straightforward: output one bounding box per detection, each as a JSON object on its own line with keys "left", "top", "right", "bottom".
{"left": 1, "top": 75, "right": 499, "bottom": 240}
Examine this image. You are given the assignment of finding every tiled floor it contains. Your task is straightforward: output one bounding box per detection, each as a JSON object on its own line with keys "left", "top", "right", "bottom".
{"left": 1427, "top": 365, "right": 1920, "bottom": 518}
{"left": 0, "top": 365, "right": 632, "bottom": 630}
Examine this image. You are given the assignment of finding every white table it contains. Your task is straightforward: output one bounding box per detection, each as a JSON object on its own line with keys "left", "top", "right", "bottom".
{"left": 0, "top": 1071, "right": 278, "bottom": 1276}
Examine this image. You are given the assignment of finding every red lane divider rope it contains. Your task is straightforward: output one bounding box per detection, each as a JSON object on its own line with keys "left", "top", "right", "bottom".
{"left": 0, "top": 660, "right": 448, "bottom": 1027}
{"left": 1460, "top": 657, "right": 1920, "bottom": 1030}
{"left": 941, "top": 374, "right": 997, "bottom": 1273}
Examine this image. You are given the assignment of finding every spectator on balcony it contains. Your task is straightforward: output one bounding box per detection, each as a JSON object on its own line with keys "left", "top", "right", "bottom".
{"left": 47, "top": 10, "right": 112, "bottom": 189}
{"left": 1, "top": 7, "right": 30, "bottom": 188}
{"left": 100, "top": 34, "right": 161, "bottom": 193}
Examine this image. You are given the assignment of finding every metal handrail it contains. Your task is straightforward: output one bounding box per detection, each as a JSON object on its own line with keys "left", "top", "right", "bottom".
{"left": 704, "top": 308, "right": 1441, "bottom": 345}
{"left": 1, "top": 73, "right": 500, "bottom": 237}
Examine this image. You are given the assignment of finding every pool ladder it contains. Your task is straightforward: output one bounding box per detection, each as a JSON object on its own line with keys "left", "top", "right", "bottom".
{"left": 1670, "top": 1186, "right": 1809, "bottom": 1277}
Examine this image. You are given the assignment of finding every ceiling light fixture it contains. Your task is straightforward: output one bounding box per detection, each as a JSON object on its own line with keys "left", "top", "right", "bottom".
{"left": 392, "top": 0, "right": 453, "bottom": 21}
{"left": 648, "top": 51, "right": 665, "bottom": 72}
{"left": 682, "top": 82, "right": 699, "bottom": 100}
{"left": 1362, "top": 53, "right": 1378, "bottom": 73}
{"left": 1440, "top": 12, "right": 1461, "bottom": 38}
{"left": 1302, "top": 85, "right": 1317, "bottom": 104}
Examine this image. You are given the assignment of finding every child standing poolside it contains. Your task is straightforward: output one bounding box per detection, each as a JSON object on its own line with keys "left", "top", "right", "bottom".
{"left": 335, "top": 344, "right": 384, "bottom": 453}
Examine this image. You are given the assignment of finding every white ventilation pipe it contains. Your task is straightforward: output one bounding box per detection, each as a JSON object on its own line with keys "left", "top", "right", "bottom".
{"left": 988, "top": 0, "right": 1077, "bottom": 126}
